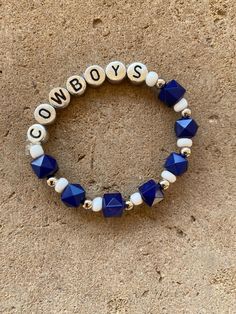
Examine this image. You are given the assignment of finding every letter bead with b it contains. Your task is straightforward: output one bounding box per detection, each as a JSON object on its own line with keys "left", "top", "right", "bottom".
{"left": 66, "top": 75, "right": 87, "bottom": 96}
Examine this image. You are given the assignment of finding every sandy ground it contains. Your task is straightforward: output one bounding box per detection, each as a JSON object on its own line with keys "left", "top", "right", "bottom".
{"left": 0, "top": 0, "right": 236, "bottom": 313}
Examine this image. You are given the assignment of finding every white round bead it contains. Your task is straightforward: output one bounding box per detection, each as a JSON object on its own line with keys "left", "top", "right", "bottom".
{"left": 55, "top": 178, "right": 69, "bottom": 193}
{"left": 161, "top": 170, "right": 176, "bottom": 183}
{"left": 145, "top": 71, "right": 159, "bottom": 87}
{"left": 66, "top": 75, "right": 87, "bottom": 96}
{"left": 130, "top": 192, "right": 143, "bottom": 206}
{"left": 127, "top": 62, "right": 148, "bottom": 84}
{"left": 27, "top": 124, "right": 48, "bottom": 143}
{"left": 49, "top": 87, "right": 71, "bottom": 108}
{"left": 173, "top": 98, "right": 188, "bottom": 112}
{"left": 30, "top": 144, "right": 44, "bottom": 159}
{"left": 105, "top": 61, "right": 126, "bottom": 83}
{"left": 92, "top": 197, "right": 103, "bottom": 212}
{"left": 34, "top": 103, "right": 56, "bottom": 125}
{"left": 177, "top": 138, "right": 193, "bottom": 148}
{"left": 84, "top": 65, "right": 106, "bottom": 87}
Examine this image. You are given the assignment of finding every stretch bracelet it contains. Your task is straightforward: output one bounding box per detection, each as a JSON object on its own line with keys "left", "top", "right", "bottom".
{"left": 26, "top": 61, "right": 198, "bottom": 217}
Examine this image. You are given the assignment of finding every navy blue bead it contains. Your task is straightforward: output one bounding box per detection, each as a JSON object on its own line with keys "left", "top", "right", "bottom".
{"left": 159, "top": 80, "right": 186, "bottom": 107}
{"left": 31, "top": 154, "right": 58, "bottom": 179}
{"left": 164, "top": 152, "right": 188, "bottom": 176}
{"left": 61, "top": 184, "right": 86, "bottom": 207}
{"left": 139, "top": 179, "right": 164, "bottom": 207}
{"left": 102, "top": 193, "right": 125, "bottom": 217}
{"left": 175, "top": 118, "right": 199, "bottom": 138}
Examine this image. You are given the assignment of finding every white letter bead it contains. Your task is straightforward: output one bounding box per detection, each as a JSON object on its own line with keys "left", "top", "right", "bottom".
{"left": 177, "top": 138, "right": 193, "bottom": 148}
{"left": 145, "top": 71, "right": 159, "bottom": 87}
{"left": 84, "top": 65, "right": 106, "bottom": 87}
{"left": 127, "top": 62, "right": 148, "bottom": 84}
{"left": 55, "top": 178, "right": 69, "bottom": 193}
{"left": 49, "top": 87, "right": 71, "bottom": 108}
{"left": 105, "top": 61, "right": 126, "bottom": 83}
{"left": 173, "top": 98, "right": 188, "bottom": 112}
{"left": 27, "top": 124, "right": 48, "bottom": 143}
{"left": 30, "top": 144, "right": 44, "bottom": 159}
{"left": 161, "top": 170, "right": 176, "bottom": 183}
{"left": 130, "top": 192, "right": 143, "bottom": 206}
{"left": 34, "top": 103, "right": 56, "bottom": 125}
{"left": 92, "top": 197, "right": 103, "bottom": 212}
{"left": 66, "top": 75, "right": 87, "bottom": 96}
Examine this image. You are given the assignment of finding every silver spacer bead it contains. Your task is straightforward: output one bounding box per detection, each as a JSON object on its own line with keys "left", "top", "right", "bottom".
{"left": 180, "top": 147, "right": 191, "bottom": 158}
{"left": 181, "top": 108, "right": 192, "bottom": 118}
{"left": 160, "top": 180, "right": 170, "bottom": 190}
{"left": 156, "top": 78, "right": 166, "bottom": 89}
{"left": 125, "top": 200, "right": 134, "bottom": 211}
{"left": 47, "top": 177, "right": 58, "bottom": 187}
{"left": 83, "top": 200, "right": 92, "bottom": 210}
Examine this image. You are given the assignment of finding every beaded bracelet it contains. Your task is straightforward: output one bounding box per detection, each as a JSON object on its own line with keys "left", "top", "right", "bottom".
{"left": 26, "top": 61, "right": 198, "bottom": 217}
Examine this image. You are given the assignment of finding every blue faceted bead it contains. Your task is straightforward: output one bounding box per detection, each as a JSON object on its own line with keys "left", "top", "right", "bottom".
{"left": 159, "top": 80, "right": 186, "bottom": 107}
{"left": 61, "top": 184, "right": 86, "bottom": 207}
{"left": 139, "top": 179, "right": 164, "bottom": 207}
{"left": 102, "top": 193, "right": 125, "bottom": 217}
{"left": 164, "top": 152, "right": 188, "bottom": 176}
{"left": 175, "top": 118, "right": 199, "bottom": 138}
{"left": 31, "top": 154, "right": 58, "bottom": 179}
